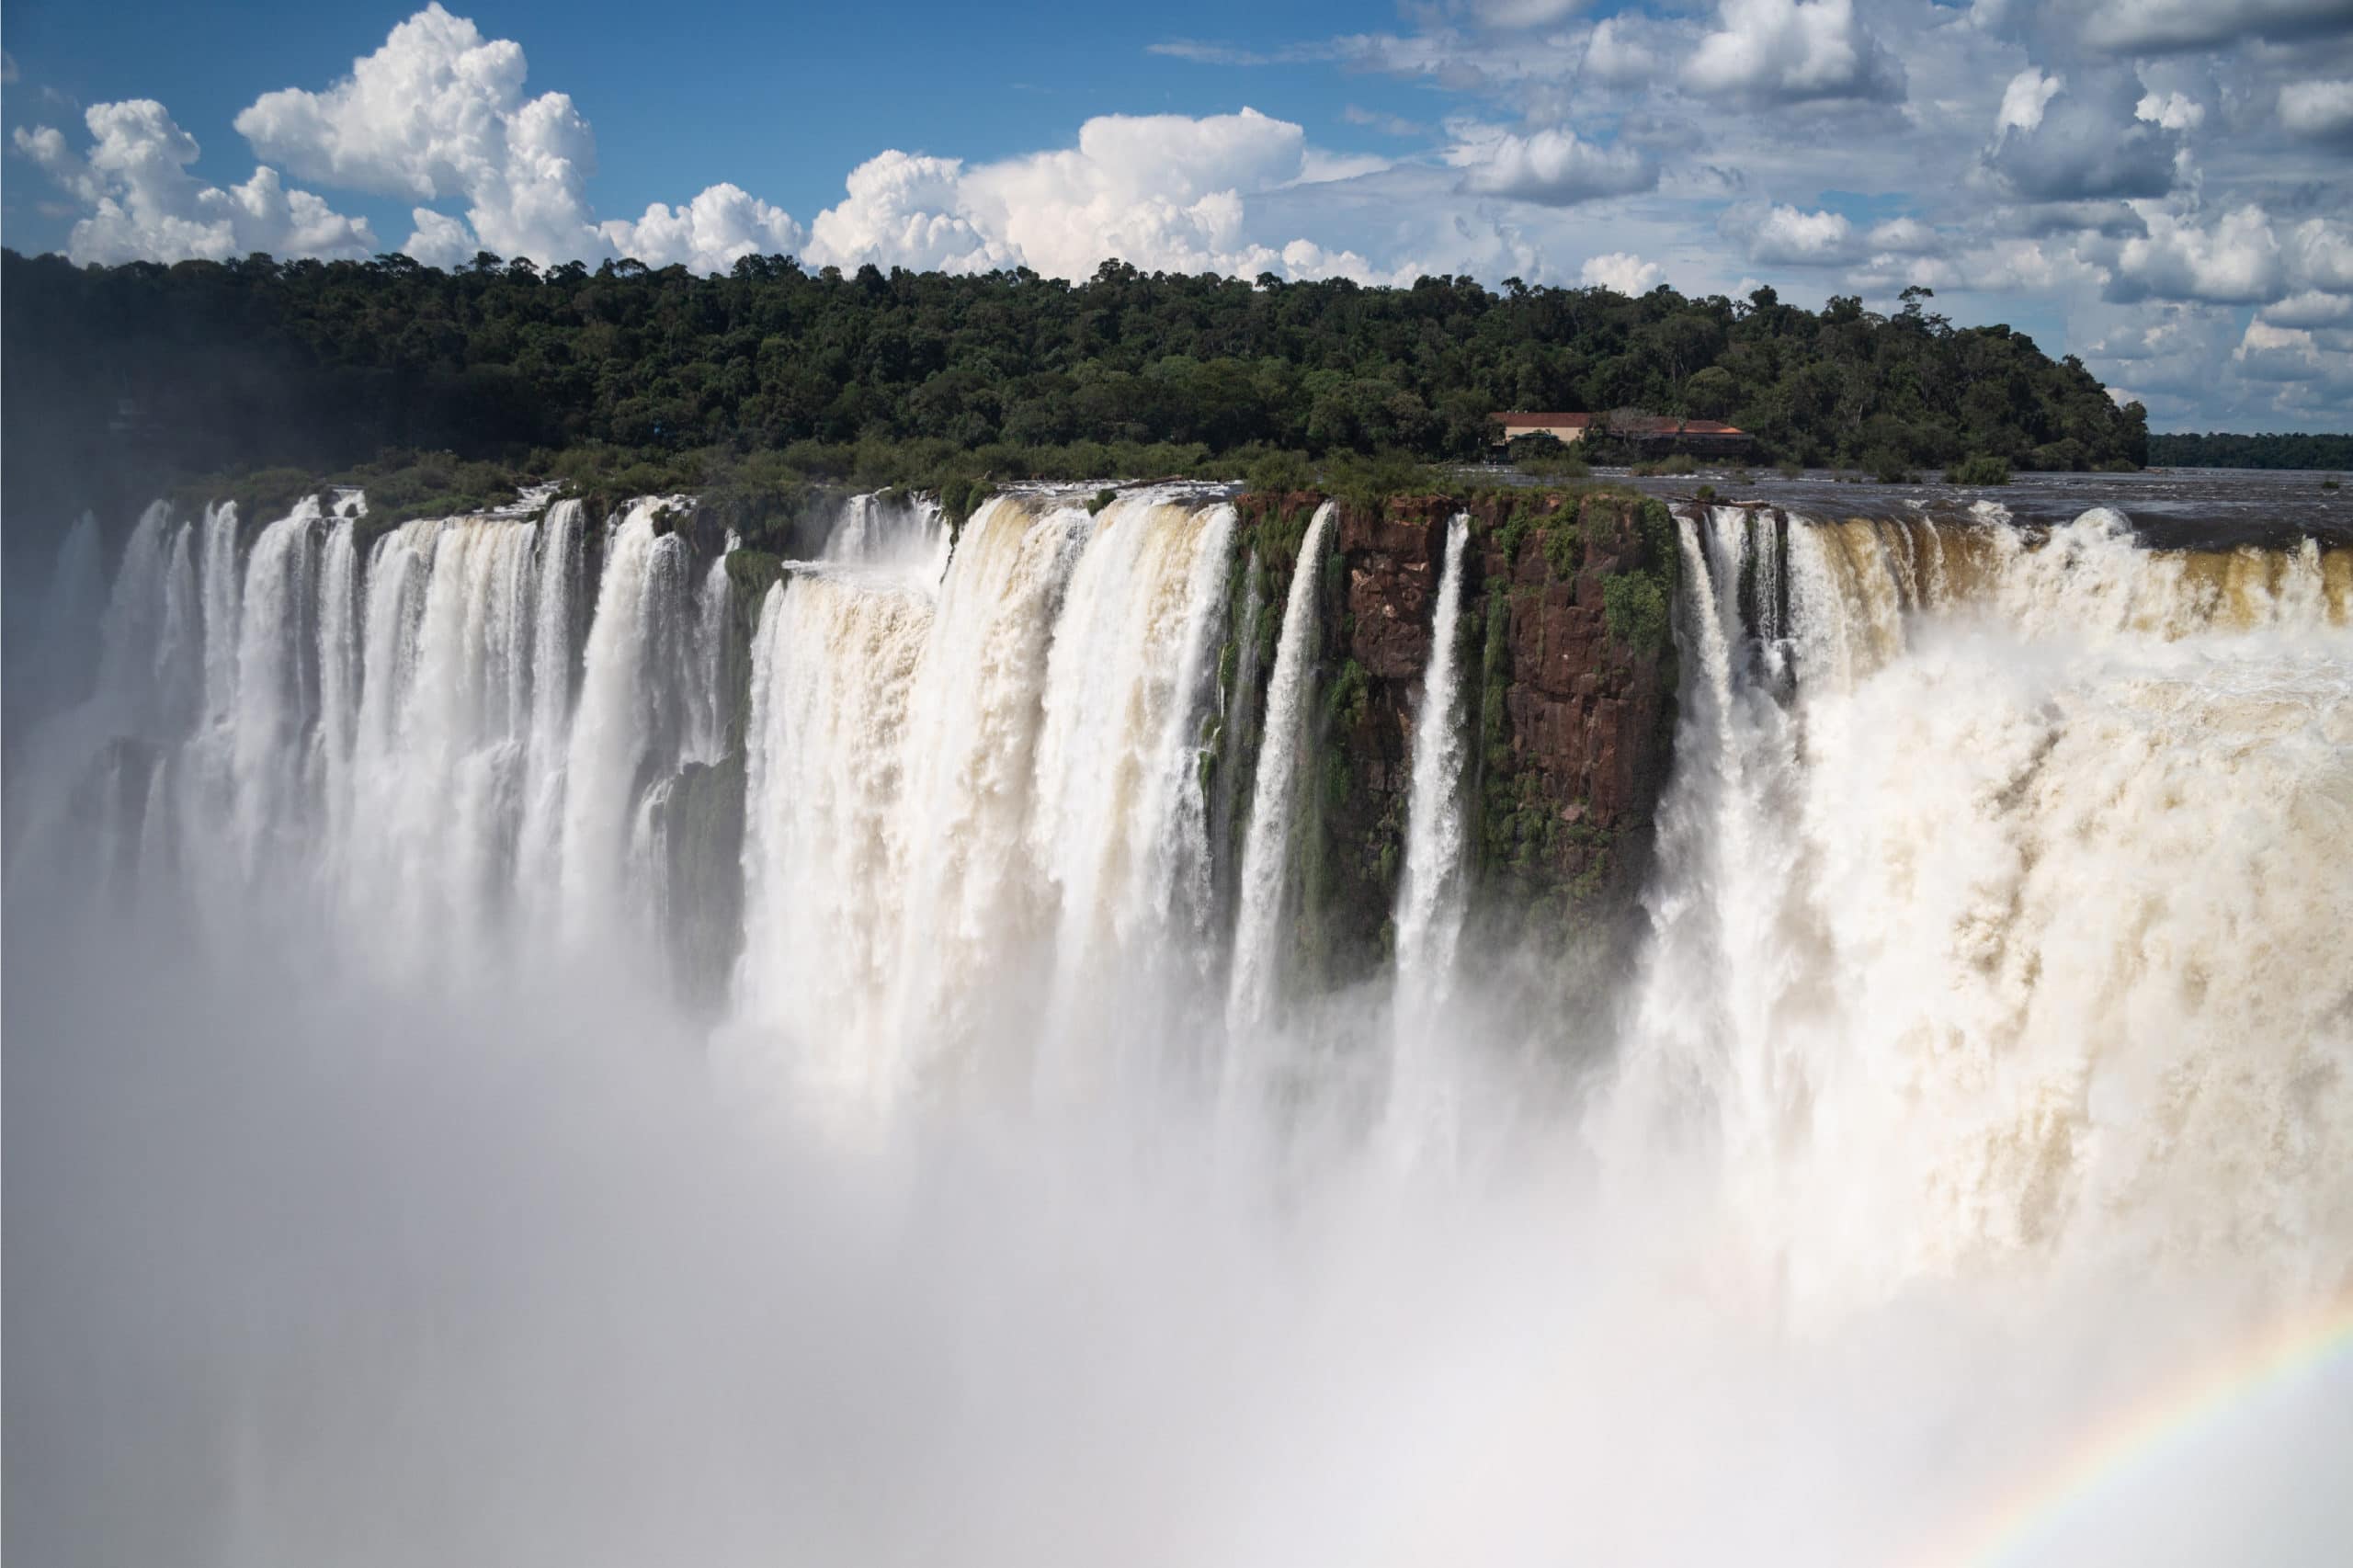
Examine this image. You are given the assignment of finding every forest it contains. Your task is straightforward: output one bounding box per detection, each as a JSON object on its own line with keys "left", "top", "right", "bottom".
{"left": 2146, "top": 432, "right": 2353, "bottom": 470}
{"left": 3, "top": 246, "right": 2149, "bottom": 523}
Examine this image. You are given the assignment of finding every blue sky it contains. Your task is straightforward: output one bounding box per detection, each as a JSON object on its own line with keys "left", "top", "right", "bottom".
{"left": 6, "top": 1, "right": 2353, "bottom": 430}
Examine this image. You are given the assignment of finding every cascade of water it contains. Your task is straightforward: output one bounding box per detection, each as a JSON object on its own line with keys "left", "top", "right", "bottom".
{"left": 733, "top": 569, "right": 939, "bottom": 1103}
{"left": 882, "top": 494, "right": 1090, "bottom": 1085}
{"left": 1385, "top": 515, "right": 1474, "bottom": 1154}
{"left": 560, "top": 501, "right": 693, "bottom": 949}
{"left": 1207, "top": 548, "right": 1265, "bottom": 920}
{"left": 1608, "top": 506, "right": 2353, "bottom": 1315}
{"left": 1031, "top": 495, "right": 1233, "bottom": 989}
{"left": 156, "top": 520, "right": 203, "bottom": 739}
{"left": 1392, "top": 515, "right": 1474, "bottom": 1009}
{"left": 824, "top": 490, "right": 953, "bottom": 585}
{"left": 1224, "top": 500, "right": 1336, "bottom": 1043}
{"left": 93, "top": 502, "right": 180, "bottom": 728}
{"left": 686, "top": 553, "right": 732, "bottom": 765}
{"left": 199, "top": 502, "right": 242, "bottom": 727}
{"left": 313, "top": 515, "right": 361, "bottom": 867}
{"left": 229, "top": 497, "right": 324, "bottom": 874}
{"left": 516, "top": 498, "right": 583, "bottom": 912}
{"left": 1024, "top": 494, "right": 1235, "bottom": 1090}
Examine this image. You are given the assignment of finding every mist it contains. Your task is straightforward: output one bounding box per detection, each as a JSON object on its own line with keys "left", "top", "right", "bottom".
{"left": 7, "top": 488, "right": 2351, "bottom": 1566}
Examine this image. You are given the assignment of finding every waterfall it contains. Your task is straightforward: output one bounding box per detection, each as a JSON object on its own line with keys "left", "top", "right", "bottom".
{"left": 516, "top": 497, "right": 582, "bottom": 910}
{"left": 199, "top": 501, "right": 242, "bottom": 727}
{"left": 685, "top": 553, "right": 732, "bottom": 764}
{"left": 824, "top": 489, "right": 953, "bottom": 584}
{"left": 733, "top": 568, "right": 939, "bottom": 1103}
{"left": 559, "top": 501, "right": 691, "bottom": 948}
{"left": 1207, "top": 548, "right": 1265, "bottom": 913}
{"left": 228, "top": 497, "right": 323, "bottom": 874}
{"left": 27, "top": 488, "right": 729, "bottom": 977}
{"left": 1385, "top": 515, "right": 1473, "bottom": 1153}
{"left": 1031, "top": 497, "right": 1234, "bottom": 988}
{"left": 1392, "top": 514, "right": 1474, "bottom": 1006}
{"left": 34, "top": 476, "right": 2353, "bottom": 1257}
{"left": 728, "top": 488, "right": 1244, "bottom": 1111}
{"left": 1224, "top": 499, "right": 1336, "bottom": 1043}
{"left": 1607, "top": 505, "right": 2353, "bottom": 1314}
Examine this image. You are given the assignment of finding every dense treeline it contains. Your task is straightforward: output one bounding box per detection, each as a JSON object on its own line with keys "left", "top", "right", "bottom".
{"left": 2147, "top": 432, "right": 2353, "bottom": 470}
{"left": 3, "top": 247, "right": 2148, "bottom": 519}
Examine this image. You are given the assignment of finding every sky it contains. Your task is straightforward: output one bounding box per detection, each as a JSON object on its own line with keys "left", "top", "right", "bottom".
{"left": 5, "top": 0, "right": 2351, "bottom": 431}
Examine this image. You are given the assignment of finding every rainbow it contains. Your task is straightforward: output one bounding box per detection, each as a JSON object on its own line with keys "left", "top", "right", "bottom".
{"left": 1925, "top": 1292, "right": 2353, "bottom": 1568}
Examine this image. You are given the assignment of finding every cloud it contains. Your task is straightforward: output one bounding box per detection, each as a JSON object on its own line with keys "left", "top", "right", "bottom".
{"left": 2134, "top": 89, "right": 2204, "bottom": 131}
{"left": 2279, "top": 78, "right": 2353, "bottom": 140}
{"left": 1998, "top": 68, "right": 2063, "bottom": 132}
{"left": 600, "top": 184, "right": 804, "bottom": 276}
{"left": 1866, "top": 217, "right": 1943, "bottom": 254}
{"left": 2, "top": 51, "right": 18, "bottom": 86}
{"left": 2084, "top": 0, "right": 2353, "bottom": 54}
{"left": 1583, "top": 16, "right": 1660, "bottom": 82}
{"left": 2232, "top": 318, "right": 2329, "bottom": 381}
{"left": 1984, "top": 72, "right": 2180, "bottom": 203}
{"left": 1144, "top": 39, "right": 1331, "bottom": 67}
{"left": 233, "top": 3, "right": 608, "bottom": 263}
{"left": 1447, "top": 125, "right": 1658, "bottom": 205}
{"left": 2109, "top": 205, "right": 2285, "bottom": 303}
{"left": 1737, "top": 203, "right": 1861, "bottom": 265}
{"left": 1580, "top": 251, "right": 1663, "bottom": 294}
{"left": 11, "top": 100, "right": 375, "bottom": 266}
{"left": 803, "top": 109, "right": 1382, "bottom": 282}
{"left": 1685, "top": 0, "right": 1906, "bottom": 105}
{"left": 225, "top": 4, "right": 831, "bottom": 269}
{"left": 2287, "top": 217, "right": 2353, "bottom": 292}
{"left": 2261, "top": 289, "right": 2353, "bottom": 327}
{"left": 1461, "top": 0, "right": 1593, "bottom": 28}
{"left": 804, "top": 151, "right": 1002, "bottom": 274}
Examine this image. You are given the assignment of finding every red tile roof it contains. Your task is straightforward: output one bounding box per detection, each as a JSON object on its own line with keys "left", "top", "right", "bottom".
{"left": 1488, "top": 411, "right": 1745, "bottom": 435}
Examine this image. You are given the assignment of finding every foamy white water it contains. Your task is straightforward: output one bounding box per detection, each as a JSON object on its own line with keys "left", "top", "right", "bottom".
{"left": 1607, "top": 505, "right": 2353, "bottom": 1318}
{"left": 1386, "top": 513, "right": 1473, "bottom": 1157}
{"left": 1225, "top": 500, "right": 1337, "bottom": 1045}
{"left": 12, "top": 481, "right": 2353, "bottom": 1568}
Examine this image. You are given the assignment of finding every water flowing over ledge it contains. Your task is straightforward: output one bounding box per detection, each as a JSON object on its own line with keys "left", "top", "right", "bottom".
{"left": 10, "top": 484, "right": 2350, "bottom": 1275}
{"left": 9, "top": 479, "right": 2353, "bottom": 1567}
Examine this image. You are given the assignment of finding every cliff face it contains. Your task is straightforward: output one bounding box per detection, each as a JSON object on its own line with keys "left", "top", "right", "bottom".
{"left": 1230, "top": 487, "right": 1678, "bottom": 987}
{"left": 682, "top": 482, "right": 1678, "bottom": 1010}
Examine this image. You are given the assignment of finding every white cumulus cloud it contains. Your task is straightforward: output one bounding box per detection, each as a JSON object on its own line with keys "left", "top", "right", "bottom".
{"left": 1448, "top": 124, "right": 1658, "bottom": 205}
{"left": 2134, "top": 88, "right": 2205, "bottom": 131}
{"left": 601, "top": 185, "right": 804, "bottom": 276}
{"left": 1866, "top": 216, "right": 1942, "bottom": 254}
{"left": 1739, "top": 203, "right": 1860, "bottom": 265}
{"left": 12, "top": 99, "right": 375, "bottom": 266}
{"left": 803, "top": 109, "right": 1382, "bottom": 283}
{"left": 1998, "top": 68, "right": 2063, "bottom": 132}
{"left": 1685, "top": 0, "right": 1905, "bottom": 105}
{"left": 234, "top": 4, "right": 609, "bottom": 263}
{"left": 2232, "top": 318, "right": 2328, "bottom": 381}
{"left": 2110, "top": 205, "right": 2286, "bottom": 303}
{"left": 1580, "top": 251, "right": 1663, "bottom": 294}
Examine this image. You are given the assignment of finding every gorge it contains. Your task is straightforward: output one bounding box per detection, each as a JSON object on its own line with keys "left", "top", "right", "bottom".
{"left": 6, "top": 474, "right": 2351, "bottom": 1565}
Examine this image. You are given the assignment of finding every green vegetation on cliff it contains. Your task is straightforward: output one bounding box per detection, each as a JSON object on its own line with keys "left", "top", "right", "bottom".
{"left": 5, "top": 249, "right": 2145, "bottom": 527}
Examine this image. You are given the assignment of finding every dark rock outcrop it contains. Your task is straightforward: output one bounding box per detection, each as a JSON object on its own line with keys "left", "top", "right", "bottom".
{"left": 1227, "top": 486, "right": 1677, "bottom": 989}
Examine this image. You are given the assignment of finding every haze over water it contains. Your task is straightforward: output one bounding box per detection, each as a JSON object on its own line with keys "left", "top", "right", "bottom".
{"left": 6, "top": 476, "right": 2352, "bottom": 1566}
